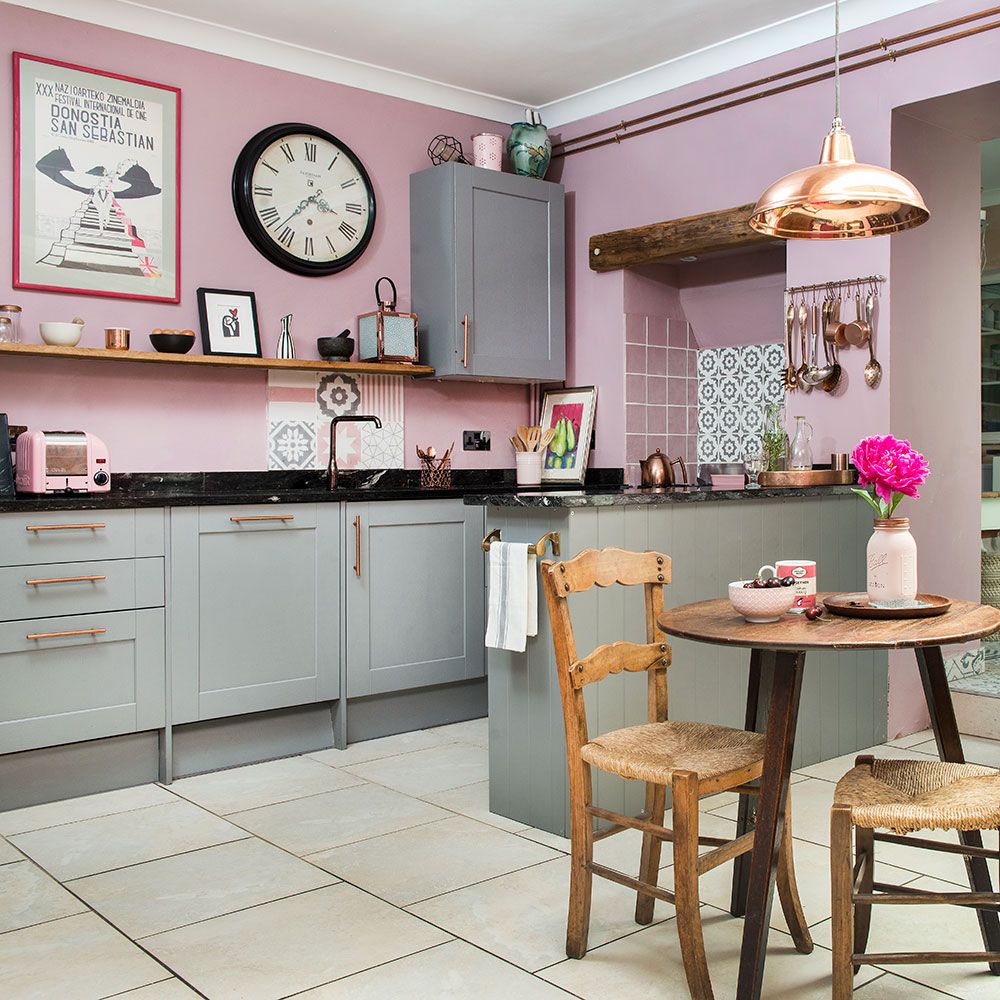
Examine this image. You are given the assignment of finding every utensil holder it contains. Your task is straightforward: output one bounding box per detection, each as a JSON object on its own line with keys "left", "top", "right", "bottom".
{"left": 515, "top": 451, "right": 542, "bottom": 486}
{"left": 420, "top": 455, "right": 452, "bottom": 489}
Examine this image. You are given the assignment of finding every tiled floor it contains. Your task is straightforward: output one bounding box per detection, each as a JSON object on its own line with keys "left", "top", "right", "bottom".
{"left": 1, "top": 720, "right": 997, "bottom": 999}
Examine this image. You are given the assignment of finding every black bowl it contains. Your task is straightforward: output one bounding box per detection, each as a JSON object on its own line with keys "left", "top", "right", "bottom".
{"left": 317, "top": 336, "right": 354, "bottom": 360}
{"left": 150, "top": 333, "right": 195, "bottom": 354}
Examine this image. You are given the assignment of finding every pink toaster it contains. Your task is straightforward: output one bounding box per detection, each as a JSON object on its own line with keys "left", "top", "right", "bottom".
{"left": 15, "top": 430, "right": 111, "bottom": 493}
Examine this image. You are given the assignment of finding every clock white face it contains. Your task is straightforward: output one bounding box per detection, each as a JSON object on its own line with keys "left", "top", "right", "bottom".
{"left": 248, "top": 132, "right": 373, "bottom": 266}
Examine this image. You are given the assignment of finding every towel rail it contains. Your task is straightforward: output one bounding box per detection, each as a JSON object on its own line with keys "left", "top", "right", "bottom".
{"left": 481, "top": 528, "right": 561, "bottom": 557}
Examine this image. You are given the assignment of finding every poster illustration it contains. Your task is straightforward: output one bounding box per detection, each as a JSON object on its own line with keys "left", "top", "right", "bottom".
{"left": 539, "top": 386, "right": 598, "bottom": 485}
{"left": 14, "top": 53, "right": 180, "bottom": 302}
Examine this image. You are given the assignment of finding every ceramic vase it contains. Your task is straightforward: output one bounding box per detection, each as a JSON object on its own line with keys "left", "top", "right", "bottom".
{"left": 276, "top": 314, "right": 295, "bottom": 360}
{"left": 866, "top": 517, "right": 917, "bottom": 604}
{"left": 507, "top": 110, "right": 551, "bottom": 179}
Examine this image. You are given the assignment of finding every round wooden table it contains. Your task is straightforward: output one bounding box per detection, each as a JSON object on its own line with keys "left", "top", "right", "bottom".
{"left": 658, "top": 596, "right": 1000, "bottom": 1000}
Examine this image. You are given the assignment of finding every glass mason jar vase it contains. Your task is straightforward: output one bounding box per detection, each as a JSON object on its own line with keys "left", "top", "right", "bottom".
{"left": 760, "top": 402, "right": 788, "bottom": 472}
{"left": 866, "top": 517, "right": 917, "bottom": 604}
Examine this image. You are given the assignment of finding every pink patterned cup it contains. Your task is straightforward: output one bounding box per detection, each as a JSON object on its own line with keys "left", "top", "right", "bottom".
{"left": 471, "top": 133, "right": 504, "bottom": 170}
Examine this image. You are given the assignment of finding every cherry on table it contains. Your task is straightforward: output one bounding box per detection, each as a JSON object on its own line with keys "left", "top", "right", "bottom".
{"left": 804, "top": 607, "right": 823, "bottom": 621}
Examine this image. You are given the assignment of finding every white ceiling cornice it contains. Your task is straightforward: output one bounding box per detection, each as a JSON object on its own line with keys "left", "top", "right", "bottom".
{"left": 4, "top": 0, "right": 939, "bottom": 129}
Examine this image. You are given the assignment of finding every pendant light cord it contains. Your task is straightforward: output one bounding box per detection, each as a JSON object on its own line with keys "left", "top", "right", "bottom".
{"left": 833, "top": 0, "right": 843, "bottom": 128}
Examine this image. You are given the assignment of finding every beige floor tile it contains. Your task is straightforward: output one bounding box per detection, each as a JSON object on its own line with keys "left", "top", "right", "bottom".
{"left": 794, "top": 744, "right": 937, "bottom": 784}
{"left": 539, "top": 907, "right": 880, "bottom": 998}
{"left": 70, "top": 837, "right": 337, "bottom": 938}
{"left": 107, "top": 981, "right": 201, "bottom": 998}
{"left": 307, "top": 729, "right": 451, "bottom": 767}
{"left": 342, "top": 743, "right": 489, "bottom": 796}
{"left": 854, "top": 971, "right": 962, "bottom": 997}
{"left": 517, "top": 826, "right": 570, "bottom": 852}
{"left": 426, "top": 717, "right": 490, "bottom": 747}
{"left": 812, "top": 876, "right": 999, "bottom": 998}
{"left": 0, "top": 911, "right": 169, "bottom": 1000}
{"left": 294, "top": 939, "right": 572, "bottom": 999}
{"left": 0, "top": 783, "right": 175, "bottom": 837}
{"left": 167, "top": 756, "right": 364, "bottom": 815}
{"left": 232, "top": 782, "right": 448, "bottom": 856}
{"left": 872, "top": 826, "right": 1000, "bottom": 885}
{"left": 711, "top": 778, "right": 835, "bottom": 847}
{"left": 912, "top": 733, "right": 1000, "bottom": 768}
{"left": 408, "top": 854, "right": 673, "bottom": 973}
{"left": 143, "top": 883, "right": 449, "bottom": 999}
{"left": 309, "top": 815, "right": 560, "bottom": 906}
{"left": 422, "top": 780, "right": 529, "bottom": 833}
{"left": 886, "top": 728, "right": 934, "bottom": 749}
{"left": 10, "top": 799, "right": 249, "bottom": 881}
{"left": 0, "top": 836, "right": 23, "bottom": 865}
{"left": 0, "top": 860, "right": 86, "bottom": 933}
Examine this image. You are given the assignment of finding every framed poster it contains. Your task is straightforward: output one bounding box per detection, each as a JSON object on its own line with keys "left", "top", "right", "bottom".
{"left": 197, "top": 288, "right": 261, "bottom": 357}
{"left": 13, "top": 53, "right": 181, "bottom": 303}
{"left": 540, "top": 385, "right": 598, "bottom": 485}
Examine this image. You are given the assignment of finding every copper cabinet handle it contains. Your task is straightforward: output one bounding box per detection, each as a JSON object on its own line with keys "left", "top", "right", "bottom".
{"left": 462, "top": 314, "right": 469, "bottom": 368}
{"left": 25, "top": 523, "right": 106, "bottom": 532}
{"left": 26, "top": 628, "right": 107, "bottom": 640}
{"left": 26, "top": 575, "right": 107, "bottom": 586}
{"left": 354, "top": 515, "right": 362, "bottom": 577}
{"left": 229, "top": 515, "right": 295, "bottom": 523}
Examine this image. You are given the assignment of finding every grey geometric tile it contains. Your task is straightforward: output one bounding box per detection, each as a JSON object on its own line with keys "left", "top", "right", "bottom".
{"left": 763, "top": 341, "right": 785, "bottom": 370}
{"left": 717, "top": 346, "right": 740, "bottom": 376}
{"left": 740, "top": 343, "right": 764, "bottom": 374}
{"left": 359, "top": 420, "right": 404, "bottom": 470}
{"left": 697, "top": 349, "right": 719, "bottom": 380}
{"left": 267, "top": 419, "right": 317, "bottom": 471}
{"left": 317, "top": 373, "right": 361, "bottom": 418}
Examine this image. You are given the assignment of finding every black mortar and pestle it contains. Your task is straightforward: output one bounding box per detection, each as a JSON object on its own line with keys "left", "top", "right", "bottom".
{"left": 317, "top": 329, "right": 354, "bottom": 360}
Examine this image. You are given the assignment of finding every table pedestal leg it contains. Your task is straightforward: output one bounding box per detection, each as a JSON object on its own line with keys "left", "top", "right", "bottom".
{"left": 915, "top": 645, "right": 1000, "bottom": 974}
{"left": 736, "top": 649, "right": 805, "bottom": 1000}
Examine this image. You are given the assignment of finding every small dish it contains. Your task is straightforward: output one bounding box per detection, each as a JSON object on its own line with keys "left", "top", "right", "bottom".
{"left": 150, "top": 330, "right": 195, "bottom": 354}
{"left": 729, "top": 581, "right": 796, "bottom": 623}
{"left": 39, "top": 321, "right": 83, "bottom": 346}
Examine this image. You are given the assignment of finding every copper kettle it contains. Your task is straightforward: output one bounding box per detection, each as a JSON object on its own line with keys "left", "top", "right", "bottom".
{"left": 639, "top": 449, "right": 688, "bottom": 488}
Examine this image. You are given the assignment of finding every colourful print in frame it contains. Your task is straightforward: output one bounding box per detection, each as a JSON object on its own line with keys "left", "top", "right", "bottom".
{"left": 13, "top": 53, "right": 181, "bottom": 303}
{"left": 539, "top": 386, "right": 598, "bottom": 485}
{"left": 197, "top": 288, "right": 262, "bottom": 357}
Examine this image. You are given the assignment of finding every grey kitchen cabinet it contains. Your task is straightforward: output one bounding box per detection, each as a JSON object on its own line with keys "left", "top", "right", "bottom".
{"left": 410, "top": 162, "right": 565, "bottom": 381}
{"left": 169, "top": 504, "right": 340, "bottom": 724}
{"left": 345, "top": 499, "right": 485, "bottom": 698}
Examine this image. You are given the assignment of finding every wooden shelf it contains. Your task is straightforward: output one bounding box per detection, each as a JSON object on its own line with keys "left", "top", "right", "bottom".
{"left": 0, "top": 342, "right": 435, "bottom": 377}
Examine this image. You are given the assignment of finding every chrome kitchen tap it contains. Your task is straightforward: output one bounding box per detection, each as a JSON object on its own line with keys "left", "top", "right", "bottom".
{"left": 328, "top": 415, "right": 382, "bottom": 489}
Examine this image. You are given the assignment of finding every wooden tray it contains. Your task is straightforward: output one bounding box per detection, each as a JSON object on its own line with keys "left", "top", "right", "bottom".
{"left": 757, "top": 469, "right": 855, "bottom": 487}
{"left": 824, "top": 593, "right": 952, "bottom": 619}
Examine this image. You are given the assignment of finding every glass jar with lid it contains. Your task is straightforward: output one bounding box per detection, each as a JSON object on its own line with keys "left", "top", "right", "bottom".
{"left": 0, "top": 305, "right": 22, "bottom": 343}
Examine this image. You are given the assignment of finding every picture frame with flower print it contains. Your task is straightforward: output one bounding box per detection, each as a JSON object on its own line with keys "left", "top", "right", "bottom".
{"left": 196, "top": 287, "right": 261, "bottom": 357}
{"left": 539, "top": 385, "right": 597, "bottom": 485}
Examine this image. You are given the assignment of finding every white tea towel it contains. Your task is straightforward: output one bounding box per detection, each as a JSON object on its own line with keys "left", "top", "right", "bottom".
{"left": 485, "top": 542, "right": 538, "bottom": 652}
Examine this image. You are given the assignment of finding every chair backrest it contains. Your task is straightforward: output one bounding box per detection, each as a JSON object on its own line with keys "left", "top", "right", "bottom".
{"left": 541, "top": 547, "right": 672, "bottom": 752}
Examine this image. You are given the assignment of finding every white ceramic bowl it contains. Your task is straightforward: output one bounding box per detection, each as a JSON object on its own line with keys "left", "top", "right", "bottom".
{"left": 39, "top": 322, "right": 83, "bottom": 346}
{"left": 729, "top": 581, "right": 796, "bottom": 623}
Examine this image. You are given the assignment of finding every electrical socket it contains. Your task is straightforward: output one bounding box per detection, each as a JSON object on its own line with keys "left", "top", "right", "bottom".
{"left": 463, "top": 430, "right": 491, "bottom": 451}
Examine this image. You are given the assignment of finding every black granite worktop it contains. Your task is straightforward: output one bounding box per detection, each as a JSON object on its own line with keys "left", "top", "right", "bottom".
{"left": 0, "top": 468, "right": 624, "bottom": 513}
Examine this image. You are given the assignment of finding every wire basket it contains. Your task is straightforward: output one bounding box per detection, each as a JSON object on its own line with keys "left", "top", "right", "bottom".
{"left": 420, "top": 455, "right": 452, "bottom": 489}
{"left": 981, "top": 549, "right": 1000, "bottom": 641}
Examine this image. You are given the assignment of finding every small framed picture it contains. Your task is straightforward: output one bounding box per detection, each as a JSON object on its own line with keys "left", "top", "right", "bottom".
{"left": 197, "top": 288, "right": 261, "bottom": 357}
{"left": 540, "top": 385, "right": 598, "bottom": 485}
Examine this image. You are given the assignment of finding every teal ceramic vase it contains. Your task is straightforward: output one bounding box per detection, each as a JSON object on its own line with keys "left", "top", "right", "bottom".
{"left": 507, "top": 110, "right": 551, "bottom": 179}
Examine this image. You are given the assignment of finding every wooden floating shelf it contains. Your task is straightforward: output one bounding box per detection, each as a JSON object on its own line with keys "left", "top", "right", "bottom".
{"left": 0, "top": 342, "right": 435, "bottom": 377}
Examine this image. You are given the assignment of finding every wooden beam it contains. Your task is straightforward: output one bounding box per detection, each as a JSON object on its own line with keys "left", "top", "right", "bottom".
{"left": 588, "top": 203, "right": 781, "bottom": 272}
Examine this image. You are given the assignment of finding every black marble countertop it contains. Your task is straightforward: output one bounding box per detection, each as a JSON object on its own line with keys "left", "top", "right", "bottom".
{"left": 0, "top": 468, "right": 624, "bottom": 513}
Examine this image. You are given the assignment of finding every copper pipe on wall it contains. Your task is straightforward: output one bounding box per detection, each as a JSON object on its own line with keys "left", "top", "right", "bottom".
{"left": 553, "top": 6, "right": 1000, "bottom": 159}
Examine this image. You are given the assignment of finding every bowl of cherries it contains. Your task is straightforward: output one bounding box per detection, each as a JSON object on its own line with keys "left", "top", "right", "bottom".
{"left": 729, "top": 568, "right": 797, "bottom": 623}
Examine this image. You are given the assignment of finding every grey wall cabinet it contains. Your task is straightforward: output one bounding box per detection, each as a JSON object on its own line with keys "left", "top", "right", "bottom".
{"left": 411, "top": 163, "right": 565, "bottom": 381}
{"left": 345, "top": 499, "right": 485, "bottom": 698}
{"left": 170, "top": 504, "right": 340, "bottom": 724}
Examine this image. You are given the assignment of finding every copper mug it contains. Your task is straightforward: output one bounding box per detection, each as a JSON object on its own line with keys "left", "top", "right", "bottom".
{"left": 105, "top": 327, "right": 130, "bottom": 351}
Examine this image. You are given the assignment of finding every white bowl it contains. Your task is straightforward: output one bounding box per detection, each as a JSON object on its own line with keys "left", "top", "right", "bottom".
{"left": 40, "top": 322, "right": 83, "bottom": 346}
{"left": 729, "top": 581, "right": 796, "bottom": 623}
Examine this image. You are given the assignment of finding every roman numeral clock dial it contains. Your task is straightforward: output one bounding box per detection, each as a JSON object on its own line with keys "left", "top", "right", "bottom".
{"left": 232, "top": 123, "right": 376, "bottom": 276}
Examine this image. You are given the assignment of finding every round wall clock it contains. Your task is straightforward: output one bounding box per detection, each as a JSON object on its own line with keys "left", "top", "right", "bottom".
{"left": 232, "top": 123, "right": 376, "bottom": 276}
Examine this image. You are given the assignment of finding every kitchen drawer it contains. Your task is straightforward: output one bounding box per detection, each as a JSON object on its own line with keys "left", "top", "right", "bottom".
{"left": 0, "top": 558, "right": 164, "bottom": 623}
{"left": 0, "top": 609, "right": 165, "bottom": 754}
{"left": 0, "top": 509, "right": 139, "bottom": 567}
{"left": 197, "top": 504, "right": 316, "bottom": 533}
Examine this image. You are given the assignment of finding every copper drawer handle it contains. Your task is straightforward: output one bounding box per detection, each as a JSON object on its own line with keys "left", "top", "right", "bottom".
{"left": 354, "top": 515, "right": 362, "bottom": 577}
{"left": 229, "top": 515, "right": 295, "bottom": 523}
{"left": 26, "top": 575, "right": 107, "bottom": 586}
{"left": 25, "top": 523, "right": 106, "bottom": 532}
{"left": 462, "top": 314, "right": 469, "bottom": 368}
{"left": 26, "top": 628, "right": 107, "bottom": 640}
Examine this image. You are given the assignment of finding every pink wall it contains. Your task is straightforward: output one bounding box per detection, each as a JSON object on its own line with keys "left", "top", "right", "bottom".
{"left": 0, "top": 6, "right": 530, "bottom": 471}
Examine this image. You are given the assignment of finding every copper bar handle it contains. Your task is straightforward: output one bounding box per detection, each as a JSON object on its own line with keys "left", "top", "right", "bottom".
{"left": 26, "top": 575, "right": 107, "bottom": 586}
{"left": 353, "top": 515, "right": 362, "bottom": 577}
{"left": 462, "top": 314, "right": 469, "bottom": 368}
{"left": 26, "top": 628, "right": 107, "bottom": 640}
{"left": 229, "top": 515, "right": 295, "bottom": 523}
{"left": 25, "top": 523, "right": 106, "bottom": 532}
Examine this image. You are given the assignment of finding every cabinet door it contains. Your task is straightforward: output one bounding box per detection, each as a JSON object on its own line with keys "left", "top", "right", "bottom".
{"left": 455, "top": 168, "right": 565, "bottom": 381}
{"left": 170, "top": 505, "right": 339, "bottom": 724}
{"left": 346, "top": 500, "right": 485, "bottom": 698}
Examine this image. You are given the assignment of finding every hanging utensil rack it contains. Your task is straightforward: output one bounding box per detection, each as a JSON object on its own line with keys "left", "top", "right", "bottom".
{"left": 481, "top": 528, "right": 561, "bottom": 557}
{"left": 785, "top": 274, "right": 885, "bottom": 297}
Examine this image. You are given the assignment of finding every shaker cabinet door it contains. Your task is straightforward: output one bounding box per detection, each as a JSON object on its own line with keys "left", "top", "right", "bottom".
{"left": 345, "top": 499, "right": 485, "bottom": 698}
{"left": 169, "top": 505, "right": 340, "bottom": 724}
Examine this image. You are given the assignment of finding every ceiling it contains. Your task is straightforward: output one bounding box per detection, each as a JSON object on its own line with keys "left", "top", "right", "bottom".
{"left": 9, "top": 0, "right": 939, "bottom": 125}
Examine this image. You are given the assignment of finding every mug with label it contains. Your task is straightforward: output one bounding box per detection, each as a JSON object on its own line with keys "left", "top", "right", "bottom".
{"left": 762, "top": 560, "right": 817, "bottom": 612}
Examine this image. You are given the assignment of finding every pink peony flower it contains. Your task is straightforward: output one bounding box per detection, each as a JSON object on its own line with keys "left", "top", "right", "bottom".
{"left": 850, "top": 435, "right": 929, "bottom": 517}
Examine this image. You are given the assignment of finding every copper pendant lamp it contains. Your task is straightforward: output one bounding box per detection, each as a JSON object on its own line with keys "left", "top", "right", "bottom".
{"left": 749, "top": 0, "right": 929, "bottom": 239}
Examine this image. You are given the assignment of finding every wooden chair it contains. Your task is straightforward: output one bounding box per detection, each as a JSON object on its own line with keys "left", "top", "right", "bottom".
{"left": 831, "top": 755, "right": 1000, "bottom": 998}
{"left": 540, "top": 547, "right": 813, "bottom": 1000}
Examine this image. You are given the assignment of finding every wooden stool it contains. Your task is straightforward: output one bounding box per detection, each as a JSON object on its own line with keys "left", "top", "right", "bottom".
{"left": 831, "top": 755, "right": 1000, "bottom": 998}
{"left": 541, "top": 547, "right": 813, "bottom": 1000}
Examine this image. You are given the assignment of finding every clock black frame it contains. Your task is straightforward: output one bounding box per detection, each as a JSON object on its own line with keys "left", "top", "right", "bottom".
{"left": 231, "top": 122, "right": 377, "bottom": 277}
